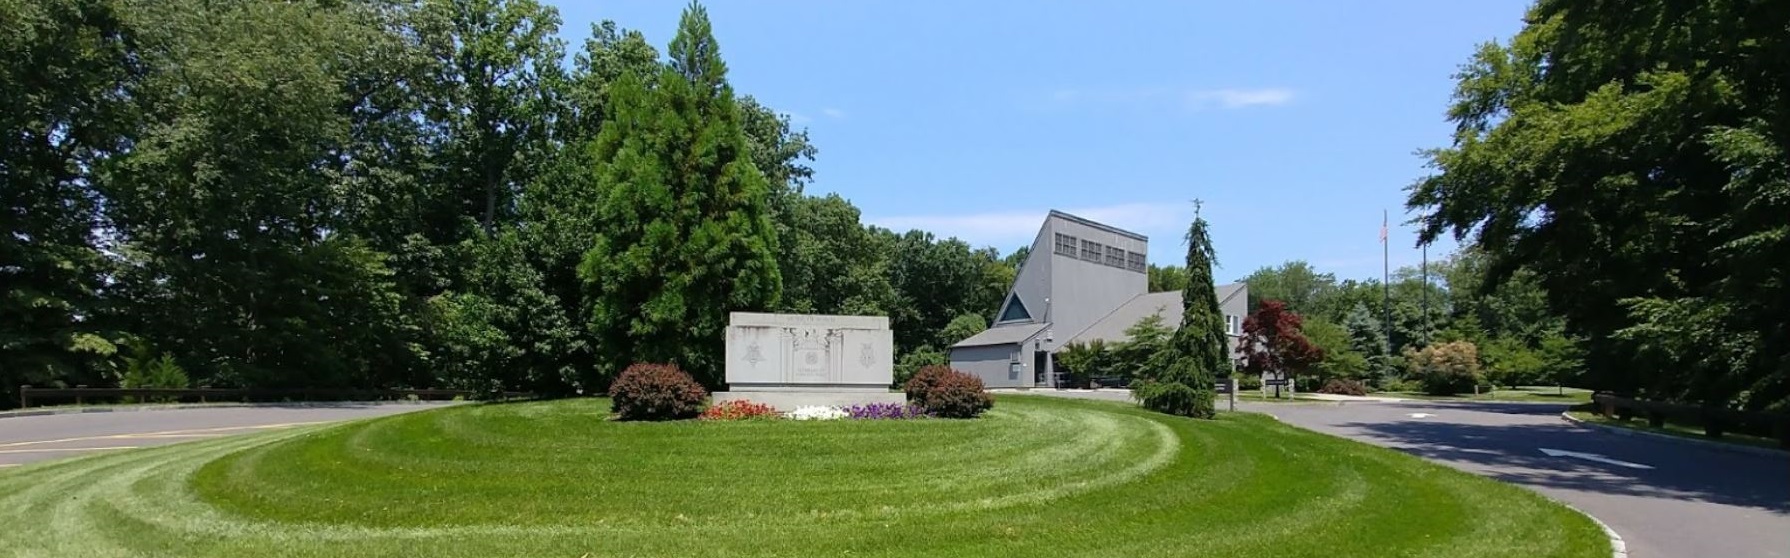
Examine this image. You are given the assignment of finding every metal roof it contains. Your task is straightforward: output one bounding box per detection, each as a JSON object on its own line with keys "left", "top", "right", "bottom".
{"left": 1047, "top": 210, "right": 1149, "bottom": 242}
{"left": 1064, "top": 283, "right": 1245, "bottom": 345}
{"left": 949, "top": 322, "right": 1050, "bottom": 348}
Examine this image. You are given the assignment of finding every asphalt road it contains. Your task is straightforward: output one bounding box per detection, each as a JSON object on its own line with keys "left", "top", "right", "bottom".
{"left": 0, "top": 403, "right": 449, "bottom": 467}
{"left": 1032, "top": 390, "right": 1790, "bottom": 558}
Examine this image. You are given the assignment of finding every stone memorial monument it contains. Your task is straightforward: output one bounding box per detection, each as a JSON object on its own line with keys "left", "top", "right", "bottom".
{"left": 713, "top": 312, "right": 907, "bottom": 410}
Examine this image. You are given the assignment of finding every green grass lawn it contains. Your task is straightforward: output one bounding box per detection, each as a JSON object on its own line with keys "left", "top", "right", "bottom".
{"left": 1566, "top": 407, "right": 1785, "bottom": 451}
{"left": 0, "top": 395, "right": 1608, "bottom": 557}
{"left": 1380, "top": 386, "right": 1594, "bottom": 404}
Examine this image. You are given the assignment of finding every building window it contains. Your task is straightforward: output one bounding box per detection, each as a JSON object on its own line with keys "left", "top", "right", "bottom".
{"left": 998, "top": 294, "right": 1031, "bottom": 323}
{"left": 1104, "top": 245, "right": 1126, "bottom": 268}
{"left": 1126, "top": 251, "right": 1146, "bottom": 272}
{"left": 1226, "top": 315, "right": 1241, "bottom": 335}
{"left": 1080, "top": 239, "right": 1102, "bottom": 262}
{"left": 1053, "top": 233, "right": 1078, "bottom": 256}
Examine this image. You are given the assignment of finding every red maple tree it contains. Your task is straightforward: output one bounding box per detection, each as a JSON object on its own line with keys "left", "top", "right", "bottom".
{"left": 1237, "top": 300, "right": 1323, "bottom": 379}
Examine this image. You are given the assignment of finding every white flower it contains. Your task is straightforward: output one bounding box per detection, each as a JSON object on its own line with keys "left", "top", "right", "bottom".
{"left": 788, "top": 405, "right": 847, "bottom": 421}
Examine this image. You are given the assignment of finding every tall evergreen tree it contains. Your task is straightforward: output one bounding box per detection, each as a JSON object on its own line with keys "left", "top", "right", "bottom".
{"left": 1158, "top": 209, "right": 1227, "bottom": 418}
{"left": 579, "top": 1, "right": 780, "bottom": 387}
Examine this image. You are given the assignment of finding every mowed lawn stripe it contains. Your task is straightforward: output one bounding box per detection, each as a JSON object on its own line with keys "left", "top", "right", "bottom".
{"left": 0, "top": 395, "right": 1608, "bottom": 557}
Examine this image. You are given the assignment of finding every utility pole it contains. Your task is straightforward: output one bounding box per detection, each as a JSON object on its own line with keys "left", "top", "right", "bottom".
{"left": 1421, "top": 241, "right": 1429, "bottom": 346}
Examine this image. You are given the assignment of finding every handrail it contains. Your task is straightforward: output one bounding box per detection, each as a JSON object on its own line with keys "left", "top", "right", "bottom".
{"left": 1590, "top": 392, "right": 1788, "bottom": 449}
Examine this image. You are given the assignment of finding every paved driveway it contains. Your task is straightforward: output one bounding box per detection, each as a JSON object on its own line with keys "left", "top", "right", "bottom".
{"left": 1020, "top": 390, "right": 1790, "bottom": 558}
{"left": 0, "top": 403, "right": 449, "bottom": 467}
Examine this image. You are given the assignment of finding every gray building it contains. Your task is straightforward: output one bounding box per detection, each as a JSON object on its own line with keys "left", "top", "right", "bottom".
{"left": 947, "top": 210, "right": 1248, "bottom": 388}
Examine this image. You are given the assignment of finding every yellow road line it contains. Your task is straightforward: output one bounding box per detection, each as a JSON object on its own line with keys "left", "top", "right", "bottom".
{"left": 0, "top": 421, "right": 327, "bottom": 449}
{"left": 0, "top": 447, "right": 140, "bottom": 454}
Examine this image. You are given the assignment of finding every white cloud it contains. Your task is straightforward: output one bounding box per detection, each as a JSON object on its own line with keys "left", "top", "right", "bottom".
{"left": 821, "top": 107, "right": 847, "bottom": 119}
{"left": 1186, "top": 88, "right": 1296, "bottom": 109}
{"left": 1034, "top": 87, "right": 1295, "bottom": 112}
{"left": 866, "top": 203, "right": 1194, "bottom": 250}
{"left": 787, "top": 112, "right": 813, "bottom": 125}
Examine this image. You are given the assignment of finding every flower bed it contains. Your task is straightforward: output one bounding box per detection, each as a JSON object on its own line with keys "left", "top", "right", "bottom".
{"left": 700, "top": 400, "right": 779, "bottom": 421}
{"left": 788, "top": 405, "right": 849, "bottom": 421}
{"left": 698, "top": 402, "right": 934, "bottom": 421}
{"left": 843, "top": 402, "right": 932, "bottom": 419}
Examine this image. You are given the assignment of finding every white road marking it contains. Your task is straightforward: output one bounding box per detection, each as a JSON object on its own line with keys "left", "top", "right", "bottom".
{"left": 1407, "top": 413, "right": 1436, "bottom": 418}
{"left": 1539, "top": 448, "right": 1654, "bottom": 470}
{"left": 0, "top": 447, "right": 140, "bottom": 454}
{"left": 0, "top": 421, "right": 325, "bottom": 450}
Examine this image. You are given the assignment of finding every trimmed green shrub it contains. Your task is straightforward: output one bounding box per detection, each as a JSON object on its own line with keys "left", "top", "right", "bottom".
{"left": 1317, "top": 379, "right": 1369, "bottom": 396}
{"left": 1237, "top": 374, "right": 1263, "bottom": 391}
{"left": 609, "top": 363, "right": 708, "bottom": 421}
{"left": 1380, "top": 377, "right": 1421, "bottom": 393}
{"left": 904, "top": 365, "right": 993, "bottom": 419}
{"left": 1133, "top": 381, "right": 1209, "bottom": 417}
{"left": 893, "top": 346, "right": 946, "bottom": 388}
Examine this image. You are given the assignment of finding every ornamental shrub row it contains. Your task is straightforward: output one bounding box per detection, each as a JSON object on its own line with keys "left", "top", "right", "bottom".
{"left": 612, "top": 362, "right": 995, "bottom": 421}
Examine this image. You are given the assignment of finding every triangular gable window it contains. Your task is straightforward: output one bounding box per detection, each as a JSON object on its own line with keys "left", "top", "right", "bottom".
{"left": 998, "top": 295, "right": 1031, "bottom": 322}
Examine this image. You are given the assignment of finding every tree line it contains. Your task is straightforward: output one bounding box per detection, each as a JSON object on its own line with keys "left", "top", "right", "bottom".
{"left": 1408, "top": 0, "right": 1787, "bottom": 411}
{"left": 1067, "top": 251, "right": 1581, "bottom": 395}
{"left": 1, "top": 0, "right": 1018, "bottom": 408}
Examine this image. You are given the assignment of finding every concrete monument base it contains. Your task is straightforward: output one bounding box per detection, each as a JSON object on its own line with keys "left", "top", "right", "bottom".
{"left": 712, "top": 390, "right": 908, "bottom": 411}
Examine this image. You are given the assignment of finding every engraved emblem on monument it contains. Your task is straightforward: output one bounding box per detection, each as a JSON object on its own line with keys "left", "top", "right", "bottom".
{"left": 790, "top": 328, "right": 830, "bottom": 382}
{"left": 858, "top": 342, "right": 874, "bottom": 368}
{"left": 743, "top": 343, "right": 763, "bottom": 366}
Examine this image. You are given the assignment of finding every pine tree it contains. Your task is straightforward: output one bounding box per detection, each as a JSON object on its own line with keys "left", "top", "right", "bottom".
{"left": 1151, "top": 209, "right": 1227, "bottom": 418}
{"left": 1344, "top": 302, "right": 1398, "bottom": 384}
{"left": 579, "top": 1, "right": 780, "bottom": 388}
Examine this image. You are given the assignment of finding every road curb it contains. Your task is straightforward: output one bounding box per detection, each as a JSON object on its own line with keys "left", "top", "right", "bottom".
{"left": 1559, "top": 502, "right": 1627, "bottom": 558}
{"left": 1263, "top": 409, "right": 1630, "bottom": 557}
{"left": 1559, "top": 411, "right": 1789, "bottom": 458}
{"left": 0, "top": 400, "right": 450, "bottom": 421}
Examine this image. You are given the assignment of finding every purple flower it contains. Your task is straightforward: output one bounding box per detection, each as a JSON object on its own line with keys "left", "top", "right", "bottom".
{"left": 843, "top": 402, "right": 932, "bottom": 419}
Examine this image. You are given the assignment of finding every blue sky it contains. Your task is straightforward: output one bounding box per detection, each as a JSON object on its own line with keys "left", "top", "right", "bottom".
{"left": 555, "top": 1, "right": 1533, "bottom": 280}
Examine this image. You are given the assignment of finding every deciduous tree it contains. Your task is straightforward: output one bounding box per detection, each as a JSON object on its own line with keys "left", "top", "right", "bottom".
{"left": 1237, "top": 300, "right": 1323, "bottom": 383}
{"left": 1408, "top": 0, "right": 1789, "bottom": 409}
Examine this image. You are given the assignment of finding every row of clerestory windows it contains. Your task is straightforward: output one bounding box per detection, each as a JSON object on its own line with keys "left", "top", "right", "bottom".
{"left": 1052, "top": 233, "right": 1145, "bottom": 274}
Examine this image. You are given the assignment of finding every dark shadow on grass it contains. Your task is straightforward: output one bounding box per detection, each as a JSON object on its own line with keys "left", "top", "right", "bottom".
{"left": 1332, "top": 417, "right": 1790, "bottom": 513}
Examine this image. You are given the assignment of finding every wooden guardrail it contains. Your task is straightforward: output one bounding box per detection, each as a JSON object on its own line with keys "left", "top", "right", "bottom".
{"left": 1591, "top": 393, "right": 1790, "bottom": 449}
{"left": 17, "top": 386, "right": 525, "bottom": 409}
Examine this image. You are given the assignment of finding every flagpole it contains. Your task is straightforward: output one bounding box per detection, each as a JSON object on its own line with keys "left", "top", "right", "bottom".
{"left": 1382, "top": 210, "right": 1391, "bottom": 357}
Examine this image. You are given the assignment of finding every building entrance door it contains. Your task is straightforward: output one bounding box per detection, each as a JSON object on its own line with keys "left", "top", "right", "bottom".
{"left": 1033, "top": 350, "right": 1050, "bottom": 387}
